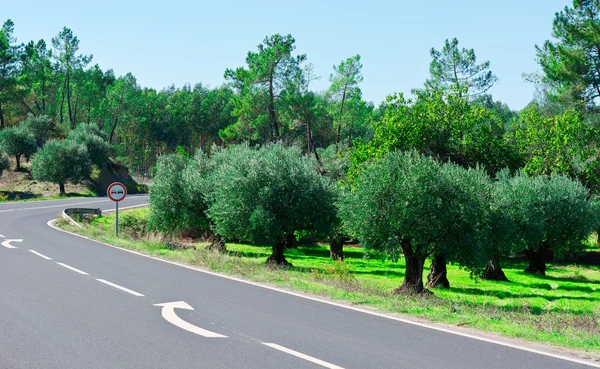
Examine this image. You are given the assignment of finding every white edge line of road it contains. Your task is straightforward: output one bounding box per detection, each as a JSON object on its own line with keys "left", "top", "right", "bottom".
{"left": 46, "top": 207, "right": 600, "bottom": 369}
{"left": 262, "top": 342, "right": 345, "bottom": 369}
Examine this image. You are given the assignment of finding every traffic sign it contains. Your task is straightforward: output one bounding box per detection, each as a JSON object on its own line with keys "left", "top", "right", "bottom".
{"left": 107, "top": 182, "right": 127, "bottom": 237}
{"left": 107, "top": 182, "right": 127, "bottom": 202}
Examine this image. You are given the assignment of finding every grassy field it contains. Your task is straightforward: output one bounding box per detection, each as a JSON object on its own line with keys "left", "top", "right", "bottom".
{"left": 59, "top": 208, "right": 600, "bottom": 356}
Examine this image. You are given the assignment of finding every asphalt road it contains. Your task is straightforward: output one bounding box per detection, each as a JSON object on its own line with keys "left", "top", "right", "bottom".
{"left": 0, "top": 196, "right": 597, "bottom": 369}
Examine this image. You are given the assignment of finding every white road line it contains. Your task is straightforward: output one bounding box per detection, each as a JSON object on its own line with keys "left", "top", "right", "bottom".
{"left": 262, "top": 343, "right": 344, "bottom": 369}
{"left": 0, "top": 234, "right": 5, "bottom": 237}
{"left": 56, "top": 262, "right": 88, "bottom": 275}
{"left": 29, "top": 250, "right": 52, "bottom": 260}
{"left": 96, "top": 278, "right": 144, "bottom": 297}
{"left": 46, "top": 219, "right": 600, "bottom": 368}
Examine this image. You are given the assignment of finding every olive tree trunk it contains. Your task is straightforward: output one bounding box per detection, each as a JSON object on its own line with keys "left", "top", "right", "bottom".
{"left": 206, "top": 234, "right": 226, "bottom": 252}
{"left": 426, "top": 254, "right": 450, "bottom": 289}
{"left": 329, "top": 235, "right": 344, "bottom": 261}
{"left": 266, "top": 236, "right": 292, "bottom": 266}
{"left": 393, "top": 240, "right": 430, "bottom": 295}
{"left": 524, "top": 249, "right": 546, "bottom": 276}
{"left": 59, "top": 183, "right": 66, "bottom": 196}
{"left": 482, "top": 255, "right": 509, "bottom": 281}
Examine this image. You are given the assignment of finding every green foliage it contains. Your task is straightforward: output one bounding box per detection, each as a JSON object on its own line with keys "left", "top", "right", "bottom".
{"left": 205, "top": 144, "right": 337, "bottom": 246}
{"left": 426, "top": 37, "right": 497, "bottom": 97}
{"left": 224, "top": 34, "right": 306, "bottom": 140}
{"left": 148, "top": 153, "right": 193, "bottom": 236}
{"left": 316, "top": 145, "right": 351, "bottom": 182}
{"left": 21, "top": 114, "right": 54, "bottom": 142}
{"left": 341, "top": 150, "right": 488, "bottom": 264}
{"left": 513, "top": 106, "right": 598, "bottom": 189}
{"left": 0, "top": 125, "right": 37, "bottom": 169}
{"left": 349, "top": 90, "right": 518, "bottom": 179}
{"left": 67, "top": 123, "right": 110, "bottom": 166}
{"left": 536, "top": 0, "right": 600, "bottom": 105}
{"left": 501, "top": 171, "right": 596, "bottom": 259}
{"left": 31, "top": 139, "right": 91, "bottom": 188}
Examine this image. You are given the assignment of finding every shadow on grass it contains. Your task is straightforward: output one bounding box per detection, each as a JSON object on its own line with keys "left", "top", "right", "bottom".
{"left": 516, "top": 271, "right": 600, "bottom": 285}
{"left": 450, "top": 286, "right": 598, "bottom": 302}
{"left": 0, "top": 191, "right": 38, "bottom": 201}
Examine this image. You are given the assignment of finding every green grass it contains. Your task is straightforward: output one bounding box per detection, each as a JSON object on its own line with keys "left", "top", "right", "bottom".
{"left": 59, "top": 208, "right": 600, "bottom": 356}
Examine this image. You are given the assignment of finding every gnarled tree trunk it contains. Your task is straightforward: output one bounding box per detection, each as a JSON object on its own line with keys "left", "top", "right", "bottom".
{"left": 266, "top": 236, "right": 292, "bottom": 266}
{"left": 15, "top": 155, "right": 21, "bottom": 171}
{"left": 524, "top": 249, "right": 546, "bottom": 276}
{"left": 482, "top": 255, "right": 509, "bottom": 281}
{"left": 393, "top": 239, "right": 429, "bottom": 295}
{"left": 206, "top": 234, "right": 226, "bottom": 252}
{"left": 330, "top": 235, "right": 344, "bottom": 261}
{"left": 59, "top": 183, "right": 66, "bottom": 196}
{"left": 426, "top": 254, "right": 450, "bottom": 289}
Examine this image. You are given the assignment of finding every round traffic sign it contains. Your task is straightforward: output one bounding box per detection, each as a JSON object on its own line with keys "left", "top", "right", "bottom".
{"left": 107, "top": 182, "right": 127, "bottom": 202}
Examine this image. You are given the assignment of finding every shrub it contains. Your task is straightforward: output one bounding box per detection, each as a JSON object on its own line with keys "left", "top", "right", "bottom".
{"left": 205, "top": 143, "right": 337, "bottom": 265}
{"left": 340, "top": 150, "right": 489, "bottom": 294}
{"left": 0, "top": 125, "right": 37, "bottom": 170}
{"left": 120, "top": 212, "right": 149, "bottom": 237}
{"left": 68, "top": 123, "right": 110, "bottom": 166}
{"left": 148, "top": 154, "right": 192, "bottom": 236}
{"left": 501, "top": 171, "right": 596, "bottom": 275}
{"left": 31, "top": 139, "right": 91, "bottom": 195}
{"left": 21, "top": 114, "right": 55, "bottom": 144}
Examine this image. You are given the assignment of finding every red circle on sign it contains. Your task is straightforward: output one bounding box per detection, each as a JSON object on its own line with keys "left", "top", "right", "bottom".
{"left": 107, "top": 182, "right": 127, "bottom": 202}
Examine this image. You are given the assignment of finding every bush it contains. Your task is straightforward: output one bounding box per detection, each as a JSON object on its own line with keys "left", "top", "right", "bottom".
{"left": 501, "top": 171, "right": 596, "bottom": 275}
{"left": 120, "top": 212, "right": 149, "bottom": 237}
{"left": 0, "top": 125, "right": 37, "bottom": 170}
{"left": 205, "top": 143, "right": 337, "bottom": 265}
{"left": 22, "top": 114, "right": 55, "bottom": 144}
{"left": 340, "top": 150, "right": 489, "bottom": 294}
{"left": 31, "top": 139, "right": 91, "bottom": 195}
{"left": 68, "top": 123, "right": 110, "bottom": 166}
{"left": 148, "top": 154, "right": 192, "bottom": 236}
{"left": 0, "top": 151, "right": 9, "bottom": 176}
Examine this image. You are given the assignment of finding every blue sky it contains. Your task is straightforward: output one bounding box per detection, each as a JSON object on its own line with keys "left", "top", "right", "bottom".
{"left": 4, "top": 0, "right": 571, "bottom": 110}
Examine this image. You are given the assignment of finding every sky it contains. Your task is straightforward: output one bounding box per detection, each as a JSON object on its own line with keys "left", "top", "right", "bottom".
{"left": 4, "top": 0, "right": 572, "bottom": 110}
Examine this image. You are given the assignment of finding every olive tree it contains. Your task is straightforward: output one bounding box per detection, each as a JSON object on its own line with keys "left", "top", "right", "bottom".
{"left": 149, "top": 151, "right": 223, "bottom": 249}
{"left": 0, "top": 125, "right": 37, "bottom": 171}
{"left": 31, "top": 139, "right": 91, "bottom": 195}
{"left": 340, "top": 150, "right": 489, "bottom": 294}
{"left": 205, "top": 143, "right": 336, "bottom": 265}
{"left": 68, "top": 123, "right": 110, "bottom": 166}
{"left": 148, "top": 153, "right": 193, "bottom": 236}
{"left": 503, "top": 171, "right": 596, "bottom": 275}
{"left": 21, "top": 114, "right": 55, "bottom": 146}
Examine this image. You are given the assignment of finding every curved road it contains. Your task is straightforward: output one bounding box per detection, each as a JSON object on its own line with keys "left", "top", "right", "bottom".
{"left": 0, "top": 196, "right": 597, "bottom": 369}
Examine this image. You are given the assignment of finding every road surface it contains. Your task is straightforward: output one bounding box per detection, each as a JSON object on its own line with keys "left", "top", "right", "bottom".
{"left": 0, "top": 196, "right": 597, "bottom": 369}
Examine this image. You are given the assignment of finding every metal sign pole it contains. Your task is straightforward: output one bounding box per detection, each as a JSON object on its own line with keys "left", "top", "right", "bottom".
{"left": 116, "top": 201, "right": 119, "bottom": 237}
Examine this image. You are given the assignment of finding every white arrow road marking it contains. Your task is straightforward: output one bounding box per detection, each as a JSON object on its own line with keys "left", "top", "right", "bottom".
{"left": 29, "top": 250, "right": 52, "bottom": 260}
{"left": 1, "top": 239, "right": 22, "bottom": 249}
{"left": 56, "top": 262, "right": 88, "bottom": 275}
{"left": 153, "top": 301, "right": 227, "bottom": 338}
{"left": 96, "top": 279, "right": 144, "bottom": 297}
{"left": 261, "top": 343, "right": 345, "bottom": 369}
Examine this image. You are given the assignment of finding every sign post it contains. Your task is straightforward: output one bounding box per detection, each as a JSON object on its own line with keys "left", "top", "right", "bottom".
{"left": 107, "top": 182, "right": 127, "bottom": 237}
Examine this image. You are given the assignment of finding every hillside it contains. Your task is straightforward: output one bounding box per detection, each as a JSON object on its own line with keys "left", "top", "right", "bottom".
{"left": 0, "top": 158, "right": 146, "bottom": 202}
